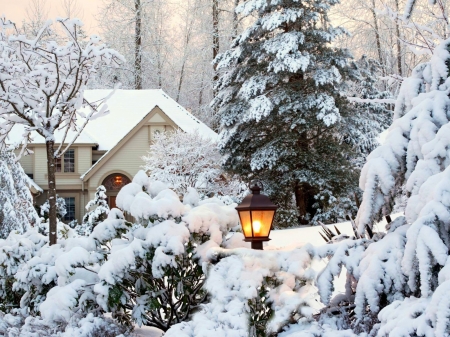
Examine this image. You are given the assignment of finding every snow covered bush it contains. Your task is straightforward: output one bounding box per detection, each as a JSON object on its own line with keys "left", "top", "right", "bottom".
{"left": 165, "top": 247, "right": 320, "bottom": 337}
{"left": 142, "top": 128, "right": 244, "bottom": 199}
{"left": 0, "top": 151, "right": 39, "bottom": 238}
{"left": 94, "top": 170, "right": 241, "bottom": 331}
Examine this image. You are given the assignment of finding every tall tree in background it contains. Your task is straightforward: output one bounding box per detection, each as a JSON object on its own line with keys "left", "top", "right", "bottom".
{"left": 134, "top": 0, "right": 142, "bottom": 89}
{"left": 22, "top": 0, "right": 49, "bottom": 36}
{"left": 0, "top": 18, "right": 122, "bottom": 244}
{"left": 214, "top": 0, "right": 367, "bottom": 225}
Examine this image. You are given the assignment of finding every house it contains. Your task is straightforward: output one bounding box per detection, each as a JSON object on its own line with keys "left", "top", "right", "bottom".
{"left": 16, "top": 89, "right": 217, "bottom": 223}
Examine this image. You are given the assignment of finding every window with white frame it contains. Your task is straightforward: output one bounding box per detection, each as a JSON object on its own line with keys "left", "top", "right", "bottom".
{"left": 64, "top": 197, "right": 76, "bottom": 222}
{"left": 55, "top": 149, "right": 75, "bottom": 173}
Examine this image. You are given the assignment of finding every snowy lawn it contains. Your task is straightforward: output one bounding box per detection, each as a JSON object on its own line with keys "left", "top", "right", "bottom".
{"left": 268, "top": 215, "right": 399, "bottom": 249}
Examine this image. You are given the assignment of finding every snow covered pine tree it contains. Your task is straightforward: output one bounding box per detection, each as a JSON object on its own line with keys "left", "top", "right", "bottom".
{"left": 0, "top": 151, "right": 39, "bottom": 238}
{"left": 77, "top": 185, "right": 110, "bottom": 235}
{"left": 213, "top": 0, "right": 385, "bottom": 226}
{"left": 316, "top": 31, "right": 450, "bottom": 337}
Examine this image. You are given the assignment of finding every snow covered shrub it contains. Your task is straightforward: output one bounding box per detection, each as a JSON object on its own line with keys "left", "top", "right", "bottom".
{"left": 93, "top": 170, "right": 241, "bottom": 331}
{"left": 0, "top": 151, "right": 39, "bottom": 238}
{"left": 76, "top": 185, "right": 110, "bottom": 235}
{"left": 40, "top": 195, "right": 67, "bottom": 221}
{"left": 0, "top": 312, "right": 133, "bottom": 337}
{"left": 165, "top": 247, "right": 320, "bottom": 337}
{"left": 142, "top": 128, "right": 244, "bottom": 198}
{"left": 0, "top": 229, "right": 47, "bottom": 312}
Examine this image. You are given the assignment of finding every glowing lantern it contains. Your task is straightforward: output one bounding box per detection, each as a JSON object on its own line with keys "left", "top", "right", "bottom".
{"left": 114, "top": 175, "right": 123, "bottom": 185}
{"left": 235, "top": 182, "right": 278, "bottom": 250}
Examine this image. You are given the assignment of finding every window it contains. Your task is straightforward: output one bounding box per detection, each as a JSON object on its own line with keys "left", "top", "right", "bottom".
{"left": 64, "top": 197, "right": 76, "bottom": 222}
{"left": 55, "top": 149, "right": 75, "bottom": 173}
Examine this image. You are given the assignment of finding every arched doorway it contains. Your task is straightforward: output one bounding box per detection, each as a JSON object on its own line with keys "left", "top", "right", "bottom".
{"left": 102, "top": 173, "right": 131, "bottom": 209}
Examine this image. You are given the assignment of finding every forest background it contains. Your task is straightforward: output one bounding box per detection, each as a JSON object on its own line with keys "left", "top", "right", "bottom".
{"left": 0, "top": 0, "right": 434, "bottom": 127}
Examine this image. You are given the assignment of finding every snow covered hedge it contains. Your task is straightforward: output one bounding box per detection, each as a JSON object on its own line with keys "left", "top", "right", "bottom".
{"left": 0, "top": 170, "right": 242, "bottom": 335}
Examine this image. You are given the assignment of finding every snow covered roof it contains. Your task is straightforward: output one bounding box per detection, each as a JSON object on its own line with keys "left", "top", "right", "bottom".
{"left": 25, "top": 176, "right": 43, "bottom": 194}
{"left": 82, "top": 89, "right": 216, "bottom": 151}
{"left": 5, "top": 89, "right": 216, "bottom": 150}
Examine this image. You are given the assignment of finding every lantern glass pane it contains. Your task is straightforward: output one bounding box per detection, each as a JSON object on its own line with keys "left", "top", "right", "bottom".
{"left": 238, "top": 211, "right": 253, "bottom": 237}
{"left": 250, "top": 210, "right": 274, "bottom": 237}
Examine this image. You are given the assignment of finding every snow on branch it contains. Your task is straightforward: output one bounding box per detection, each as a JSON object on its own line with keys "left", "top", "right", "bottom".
{"left": 0, "top": 17, "right": 123, "bottom": 158}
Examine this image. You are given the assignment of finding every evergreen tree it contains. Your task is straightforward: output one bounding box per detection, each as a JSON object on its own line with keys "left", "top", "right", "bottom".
{"left": 213, "top": 0, "right": 364, "bottom": 225}
{"left": 0, "top": 151, "right": 39, "bottom": 238}
{"left": 345, "top": 56, "right": 393, "bottom": 167}
{"left": 77, "top": 185, "right": 110, "bottom": 235}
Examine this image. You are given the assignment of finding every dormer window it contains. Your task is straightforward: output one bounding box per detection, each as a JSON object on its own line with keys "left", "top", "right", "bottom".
{"left": 55, "top": 149, "right": 75, "bottom": 173}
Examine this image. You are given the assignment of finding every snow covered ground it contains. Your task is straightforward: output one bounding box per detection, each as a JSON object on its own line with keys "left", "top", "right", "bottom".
{"left": 268, "top": 215, "right": 399, "bottom": 249}
{"left": 133, "top": 326, "right": 164, "bottom": 337}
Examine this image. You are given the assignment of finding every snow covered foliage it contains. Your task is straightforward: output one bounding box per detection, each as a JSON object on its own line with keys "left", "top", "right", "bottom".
{"left": 142, "top": 129, "right": 244, "bottom": 198}
{"left": 0, "top": 16, "right": 123, "bottom": 244}
{"left": 0, "top": 151, "right": 39, "bottom": 238}
{"left": 322, "top": 34, "right": 450, "bottom": 334}
{"left": 346, "top": 56, "right": 393, "bottom": 167}
{"left": 165, "top": 247, "right": 320, "bottom": 337}
{"left": 213, "top": 0, "right": 380, "bottom": 226}
{"left": 0, "top": 16, "right": 123, "bottom": 154}
{"left": 77, "top": 185, "right": 110, "bottom": 235}
{"left": 98, "top": 170, "right": 241, "bottom": 331}
{"left": 40, "top": 195, "right": 67, "bottom": 221}
{"left": 0, "top": 169, "right": 241, "bottom": 334}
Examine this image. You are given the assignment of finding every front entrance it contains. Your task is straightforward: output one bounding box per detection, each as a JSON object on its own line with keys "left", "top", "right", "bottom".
{"left": 101, "top": 173, "right": 131, "bottom": 209}
{"left": 109, "top": 196, "right": 117, "bottom": 209}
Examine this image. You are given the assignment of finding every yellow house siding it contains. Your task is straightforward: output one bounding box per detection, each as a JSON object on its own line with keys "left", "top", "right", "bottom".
{"left": 78, "top": 146, "right": 92, "bottom": 175}
{"left": 33, "top": 147, "right": 48, "bottom": 186}
{"left": 88, "top": 126, "right": 149, "bottom": 188}
{"left": 16, "top": 151, "right": 33, "bottom": 175}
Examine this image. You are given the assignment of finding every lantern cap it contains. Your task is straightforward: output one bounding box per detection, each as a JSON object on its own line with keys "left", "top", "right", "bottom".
{"left": 235, "top": 182, "right": 278, "bottom": 211}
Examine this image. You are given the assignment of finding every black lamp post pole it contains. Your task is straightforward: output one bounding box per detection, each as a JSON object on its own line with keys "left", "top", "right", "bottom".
{"left": 252, "top": 241, "right": 263, "bottom": 250}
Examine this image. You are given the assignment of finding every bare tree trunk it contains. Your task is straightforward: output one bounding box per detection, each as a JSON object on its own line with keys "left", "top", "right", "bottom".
{"left": 212, "top": 0, "right": 220, "bottom": 96}
{"left": 46, "top": 140, "right": 57, "bottom": 245}
{"left": 394, "top": 0, "right": 403, "bottom": 76}
{"left": 135, "top": 0, "right": 142, "bottom": 90}
{"left": 232, "top": 0, "right": 239, "bottom": 39}
{"left": 176, "top": 61, "right": 186, "bottom": 102}
{"left": 198, "top": 70, "right": 204, "bottom": 107}
{"left": 370, "top": 0, "right": 384, "bottom": 74}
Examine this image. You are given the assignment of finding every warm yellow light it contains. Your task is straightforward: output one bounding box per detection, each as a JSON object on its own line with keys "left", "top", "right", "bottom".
{"left": 253, "top": 220, "right": 261, "bottom": 234}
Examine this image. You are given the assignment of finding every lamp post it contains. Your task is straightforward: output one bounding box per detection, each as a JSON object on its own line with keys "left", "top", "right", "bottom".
{"left": 235, "top": 182, "right": 278, "bottom": 250}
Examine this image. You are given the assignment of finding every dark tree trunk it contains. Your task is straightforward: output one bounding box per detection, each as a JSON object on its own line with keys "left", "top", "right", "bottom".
{"left": 212, "top": 0, "right": 220, "bottom": 95}
{"left": 46, "top": 140, "right": 57, "bottom": 245}
{"left": 294, "top": 183, "right": 315, "bottom": 225}
{"left": 135, "top": 0, "right": 142, "bottom": 90}
{"left": 394, "top": 0, "right": 403, "bottom": 77}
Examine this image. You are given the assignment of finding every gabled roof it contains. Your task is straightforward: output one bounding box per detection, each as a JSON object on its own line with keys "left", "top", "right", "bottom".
{"left": 5, "top": 89, "right": 216, "bottom": 150}
{"left": 82, "top": 89, "right": 217, "bottom": 151}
